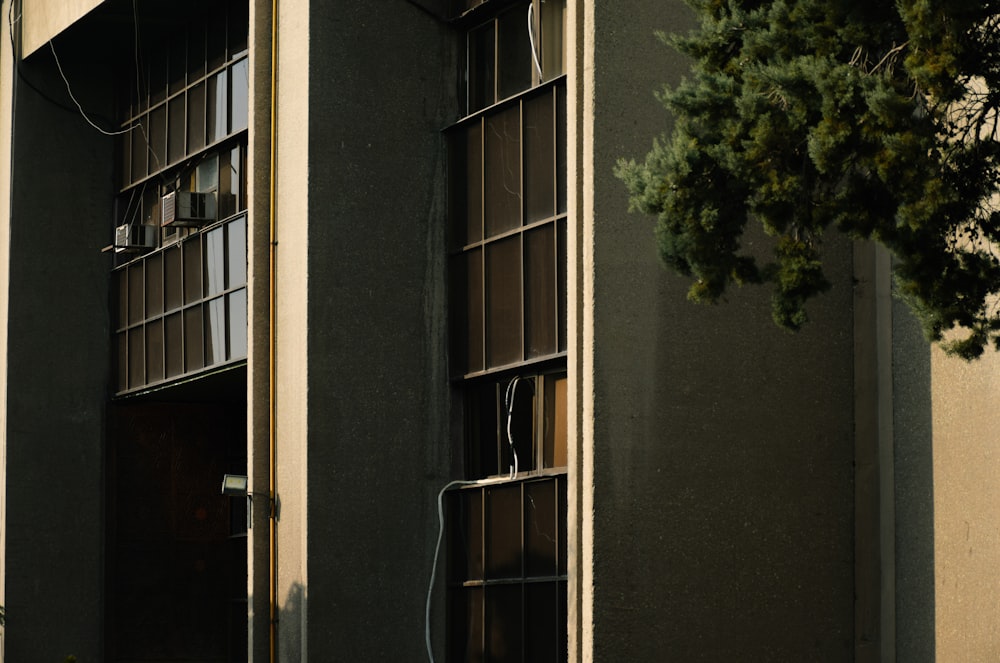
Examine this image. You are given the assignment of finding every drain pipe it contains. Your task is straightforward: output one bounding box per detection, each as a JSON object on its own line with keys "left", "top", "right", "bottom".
{"left": 268, "top": 0, "right": 279, "bottom": 660}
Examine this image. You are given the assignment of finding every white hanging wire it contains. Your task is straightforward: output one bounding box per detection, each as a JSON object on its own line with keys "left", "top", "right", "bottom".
{"left": 505, "top": 376, "right": 522, "bottom": 479}
{"left": 48, "top": 40, "right": 130, "bottom": 136}
{"left": 527, "top": 3, "right": 543, "bottom": 82}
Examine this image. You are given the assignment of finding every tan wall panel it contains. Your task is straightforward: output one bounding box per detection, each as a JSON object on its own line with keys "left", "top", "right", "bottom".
{"left": 22, "top": 0, "right": 104, "bottom": 57}
{"left": 930, "top": 348, "right": 1000, "bottom": 661}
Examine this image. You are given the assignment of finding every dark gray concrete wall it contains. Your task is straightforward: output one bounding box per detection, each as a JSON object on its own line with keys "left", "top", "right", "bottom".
{"left": 3, "top": 29, "right": 114, "bottom": 662}
{"left": 891, "top": 295, "right": 934, "bottom": 662}
{"left": 584, "top": 1, "right": 856, "bottom": 659}
{"left": 298, "top": 1, "right": 454, "bottom": 659}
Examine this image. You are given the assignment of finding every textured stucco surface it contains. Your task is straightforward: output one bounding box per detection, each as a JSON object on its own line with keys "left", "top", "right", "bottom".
{"left": 267, "top": 1, "right": 455, "bottom": 659}
{"left": 22, "top": 0, "right": 105, "bottom": 56}
{"left": 928, "top": 343, "right": 1000, "bottom": 661}
{"left": 576, "top": 1, "right": 856, "bottom": 659}
{"left": 1, "top": 25, "right": 113, "bottom": 661}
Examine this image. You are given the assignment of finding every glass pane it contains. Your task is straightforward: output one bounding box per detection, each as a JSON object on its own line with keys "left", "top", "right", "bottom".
{"left": 484, "top": 105, "right": 521, "bottom": 238}
{"left": 525, "top": 582, "right": 559, "bottom": 662}
{"left": 466, "top": 121, "right": 483, "bottom": 244}
{"left": 130, "top": 116, "right": 147, "bottom": 182}
{"left": 119, "top": 131, "right": 131, "bottom": 188}
{"left": 486, "top": 236, "right": 522, "bottom": 367}
{"left": 117, "top": 332, "right": 127, "bottom": 391}
{"left": 449, "top": 587, "right": 484, "bottom": 663}
{"left": 541, "top": 0, "right": 566, "bottom": 80}
{"left": 219, "top": 146, "right": 241, "bottom": 218}
{"left": 233, "top": 146, "right": 244, "bottom": 212}
{"left": 448, "top": 489, "right": 484, "bottom": 582}
{"left": 485, "top": 584, "right": 522, "bottom": 663}
{"left": 142, "top": 185, "right": 162, "bottom": 227}
{"left": 525, "top": 224, "right": 556, "bottom": 358}
{"left": 486, "top": 483, "right": 522, "bottom": 579}
{"left": 185, "top": 306, "right": 205, "bottom": 371}
{"left": 557, "top": 217, "right": 567, "bottom": 353}
{"left": 187, "top": 82, "right": 206, "bottom": 154}
{"left": 227, "top": 216, "right": 247, "bottom": 288}
{"left": 208, "top": 9, "right": 227, "bottom": 72}
{"left": 146, "top": 318, "right": 164, "bottom": 384}
{"left": 116, "top": 270, "right": 128, "bottom": 329}
{"left": 168, "top": 95, "right": 186, "bottom": 165}
{"left": 468, "top": 22, "right": 495, "bottom": 113}
{"left": 198, "top": 154, "right": 219, "bottom": 193}
{"left": 150, "top": 49, "right": 168, "bottom": 106}
{"left": 524, "top": 480, "right": 557, "bottom": 577}
{"left": 230, "top": 58, "right": 249, "bottom": 134}
{"left": 467, "top": 380, "right": 499, "bottom": 478}
{"left": 557, "top": 479, "right": 567, "bottom": 576}
{"left": 148, "top": 104, "right": 167, "bottom": 174}
{"left": 165, "top": 312, "right": 184, "bottom": 377}
{"left": 203, "top": 228, "right": 226, "bottom": 297}
{"left": 544, "top": 375, "right": 568, "bottom": 469}
{"left": 228, "top": 289, "right": 248, "bottom": 360}
{"left": 164, "top": 246, "right": 183, "bottom": 311}
{"left": 145, "top": 252, "right": 163, "bottom": 317}
{"left": 450, "top": 123, "right": 482, "bottom": 248}
{"left": 465, "top": 249, "right": 485, "bottom": 373}
{"left": 207, "top": 70, "right": 228, "bottom": 145}
{"left": 128, "top": 264, "right": 144, "bottom": 326}
{"left": 188, "top": 23, "right": 206, "bottom": 81}
{"left": 557, "top": 85, "right": 567, "bottom": 215}
{"left": 184, "top": 238, "right": 203, "bottom": 303}
{"left": 558, "top": 580, "right": 568, "bottom": 659}
{"left": 228, "top": 0, "right": 249, "bottom": 57}
{"left": 169, "top": 35, "right": 186, "bottom": 95}
{"left": 128, "top": 327, "right": 144, "bottom": 388}
{"left": 498, "top": 4, "right": 532, "bottom": 100}
{"left": 205, "top": 296, "right": 226, "bottom": 365}
{"left": 524, "top": 91, "right": 555, "bottom": 223}
{"left": 505, "top": 376, "right": 535, "bottom": 473}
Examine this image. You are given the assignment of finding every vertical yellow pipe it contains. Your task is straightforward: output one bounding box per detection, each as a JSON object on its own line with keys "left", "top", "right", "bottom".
{"left": 268, "top": 0, "right": 279, "bottom": 660}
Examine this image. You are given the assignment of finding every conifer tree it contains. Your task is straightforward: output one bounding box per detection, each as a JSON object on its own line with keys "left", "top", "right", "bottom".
{"left": 617, "top": 0, "right": 1000, "bottom": 359}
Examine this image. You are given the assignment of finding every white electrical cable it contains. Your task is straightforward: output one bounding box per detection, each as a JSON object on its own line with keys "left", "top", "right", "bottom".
{"left": 505, "top": 377, "right": 522, "bottom": 478}
{"left": 49, "top": 40, "right": 130, "bottom": 136}
{"left": 425, "top": 478, "right": 498, "bottom": 663}
{"left": 527, "top": 3, "right": 543, "bottom": 81}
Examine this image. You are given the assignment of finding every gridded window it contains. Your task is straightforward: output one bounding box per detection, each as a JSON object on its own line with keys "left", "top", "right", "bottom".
{"left": 457, "top": 0, "right": 566, "bottom": 115}
{"left": 114, "top": 214, "right": 248, "bottom": 395}
{"left": 448, "top": 82, "right": 567, "bottom": 377}
{"left": 465, "top": 372, "right": 567, "bottom": 479}
{"left": 117, "top": 0, "right": 248, "bottom": 190}
{"left": 447, "top": 477, "right": 568, "bottom": 663}
{"left": 112, "top": 1, "right": 248, "bottom": 396}
{"left": 447, "top": 2, "right": 568, "bottom": 661}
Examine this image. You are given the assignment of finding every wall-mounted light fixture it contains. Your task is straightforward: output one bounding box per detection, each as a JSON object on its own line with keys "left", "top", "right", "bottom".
{"left": 221, "top": 473, "right": 248, "bottom": 497}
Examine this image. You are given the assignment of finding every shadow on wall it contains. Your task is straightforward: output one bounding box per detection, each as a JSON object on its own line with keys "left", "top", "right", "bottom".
{"left": 275, "top": 582, "right": 306, "bottom": 661}
{"left": 891, "top": 297, "right": 935, "bottom": 662}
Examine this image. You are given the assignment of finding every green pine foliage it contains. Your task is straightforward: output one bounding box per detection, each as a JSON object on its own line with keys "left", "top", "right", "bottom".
{"left": 617, "top": 0, "right": 1000, "bottom": 359}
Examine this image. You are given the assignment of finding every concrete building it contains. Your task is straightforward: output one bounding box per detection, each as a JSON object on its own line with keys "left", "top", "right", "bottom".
{"left": 0, "top": 0, "right": 998, "bottom": 661}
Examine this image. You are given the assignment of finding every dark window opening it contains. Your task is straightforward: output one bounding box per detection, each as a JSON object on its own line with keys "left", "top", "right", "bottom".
{"left": 446, "top": 2, "right": 567, "bottom": 661}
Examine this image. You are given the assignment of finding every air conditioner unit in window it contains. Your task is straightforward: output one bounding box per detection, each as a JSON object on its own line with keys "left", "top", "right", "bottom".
{"left": 114, "top": 223, "right": 156, "bottom": 253}
{"left": 161, "top": 191, "right": 216, "bottom": 227}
